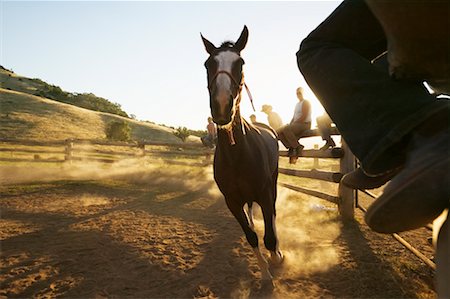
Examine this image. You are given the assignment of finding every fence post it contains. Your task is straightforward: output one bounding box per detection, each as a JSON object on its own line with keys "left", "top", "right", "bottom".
{"left": 138, "top": 142, "right": 146, "bottom": 157}
{"left": 338, "top": 139, "right": 356, "bottom": 220}
{"left": 64, "top": 139, "right": 73, "bottom": 162}
{"left": 313, "top": 144, "right": 319, "bottom": 168}
{"left": 204, "top": 151, "right": 212, "bottom": 166}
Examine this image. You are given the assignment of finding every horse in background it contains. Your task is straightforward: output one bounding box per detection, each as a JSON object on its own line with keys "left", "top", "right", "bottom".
{"left": 201, "top": 26, "right": 283, "bottom": 282}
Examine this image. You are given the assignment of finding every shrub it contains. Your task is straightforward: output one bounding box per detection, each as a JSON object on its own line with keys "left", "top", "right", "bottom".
{"left": 173, "top": 127, "right": 190, "bottom": 142}
{"left": 187, "top": 129, "right": 207, "bottom": 138}
{"left": 105, "top": 121, "right": 131, "bottom": 141}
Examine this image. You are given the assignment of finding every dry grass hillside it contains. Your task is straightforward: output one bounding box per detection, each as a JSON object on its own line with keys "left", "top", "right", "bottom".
{"left": 0, "top": 67, "right": 188, "bottom": 143}
{"left": 0, "top": 67, "right": 46, "bottom": 96}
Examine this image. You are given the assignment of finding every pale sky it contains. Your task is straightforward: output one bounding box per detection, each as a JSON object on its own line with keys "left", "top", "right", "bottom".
{"left": 1, "top": 0, "right": 340, "bottom": 130}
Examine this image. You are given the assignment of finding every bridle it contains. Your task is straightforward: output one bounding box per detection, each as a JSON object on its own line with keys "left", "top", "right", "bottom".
{"left": 208, "top": 70, "right": 242, "bottom": 91}
{"left": 207, "top": 68, "right": 257, "bottom": 146}
{"left": 207, "top": 70, "right": 256, "bottom": 112}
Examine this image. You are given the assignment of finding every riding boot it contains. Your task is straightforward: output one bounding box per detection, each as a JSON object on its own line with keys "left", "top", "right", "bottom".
{"left": 320, "top": 138, "right": 336, "bottom": 150}
{"left": 341, "top": 166, "right": 401, "bottom": 189}
{"left": 289, "top": 145, "right": 304, "bottom": 164}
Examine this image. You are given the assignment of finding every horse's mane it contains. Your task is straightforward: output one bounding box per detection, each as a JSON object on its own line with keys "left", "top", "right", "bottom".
{"left": 219, "top": 41, "right": 235, "bottom": 50}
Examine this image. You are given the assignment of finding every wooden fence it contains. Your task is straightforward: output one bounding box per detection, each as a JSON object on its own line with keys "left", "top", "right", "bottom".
{"left": 0, "top": 134, "right": 435, "bottom": 270}
{"left": 0, "top": 131, "right": 356, "bottom": 219}
{"left": 0, "top": 138, "right": 213, "bottom": 164}
{"left": 278, "top": 132, "right": 435, "bottom": 270}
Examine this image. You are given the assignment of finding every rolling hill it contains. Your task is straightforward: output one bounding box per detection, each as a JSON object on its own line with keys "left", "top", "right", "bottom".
{"left": 0, "top": 67, "right": 192, "bottom": 143}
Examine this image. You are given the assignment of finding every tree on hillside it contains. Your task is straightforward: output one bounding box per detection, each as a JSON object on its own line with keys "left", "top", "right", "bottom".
{"left": 105, "top": 120, "right": 131, "bottom": 141}
{"left": 35, "top": 83, "right": 69, "bottom": 103}
{"left": 72, "top": 93, "right": 129, "bottom": 118}
{"left": 32, "top": 80, "right": 129, "bottom": 118}
{"left": 173, "top": 127, "right": 190, "bottom": 142}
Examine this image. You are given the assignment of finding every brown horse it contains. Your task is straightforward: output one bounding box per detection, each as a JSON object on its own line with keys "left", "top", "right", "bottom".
{"left": 201, "top": 26, "right": 283, "bottom": 282}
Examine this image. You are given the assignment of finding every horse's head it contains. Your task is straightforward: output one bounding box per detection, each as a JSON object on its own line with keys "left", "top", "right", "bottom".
{"left": 201, "top": 26, "right": 248, "bottom": 127}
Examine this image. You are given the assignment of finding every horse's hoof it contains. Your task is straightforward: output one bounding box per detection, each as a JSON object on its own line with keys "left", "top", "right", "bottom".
{"left": 260, "top": 267, "right": 273, "bottom": 281}
{"left": 270, "top": 250, "right": 284, "bottom": 265}
{"left": 261, "top": 276, "right": 274, "bottom": 290}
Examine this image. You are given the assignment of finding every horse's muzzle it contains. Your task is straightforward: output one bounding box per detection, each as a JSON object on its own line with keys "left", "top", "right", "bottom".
{"left": 212, "top": 114, "right": 232, "bottom": 126}
{"left": 210, "top": 93, "right": 234, "bottom": 126}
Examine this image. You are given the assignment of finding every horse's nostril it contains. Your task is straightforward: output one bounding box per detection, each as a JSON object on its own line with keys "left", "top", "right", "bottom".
{"left": 212, "top": 112, "right": 230, "bottom": 125}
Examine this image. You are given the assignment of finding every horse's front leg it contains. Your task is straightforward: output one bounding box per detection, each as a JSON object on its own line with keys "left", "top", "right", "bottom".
{"left": 225, "top": 198, "right": 273, "bottom": 282}
{"left": 261, "top": 203, "right": 284, "bottom": 265}
{"left": 245, "top": 202, "right": 255, "bottom": 230}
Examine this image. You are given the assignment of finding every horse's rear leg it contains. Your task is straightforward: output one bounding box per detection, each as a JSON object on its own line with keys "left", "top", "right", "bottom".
{"left": 226, "top": 199, "right": 272, "bottom": 281}
{"left": 261, "top": 204, "right": 284, "bottom": 265}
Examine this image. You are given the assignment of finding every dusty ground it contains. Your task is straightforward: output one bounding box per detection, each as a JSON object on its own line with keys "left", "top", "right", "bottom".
{"left": 0, "top": 161, "right": 437, "bottom": 298}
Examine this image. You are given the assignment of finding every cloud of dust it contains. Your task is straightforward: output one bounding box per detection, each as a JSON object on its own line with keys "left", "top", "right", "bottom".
{"left": 251, "top": 188, "right": 341, "bottom": 276}
{"left": 1, "top": 159, "right": 340, "bottom": 278}
{"left": 0, "top": 158, "right": 219, "bottom": 197}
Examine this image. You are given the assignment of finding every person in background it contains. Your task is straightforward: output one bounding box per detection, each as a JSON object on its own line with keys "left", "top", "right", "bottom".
{"left": 316, "top": 112, "right": 336, "bottom": 150}
{"left": 261, "top": 104, "right": 283, "bottom": 131}
{"left": 201, "top": 117, "right": 217, "bottom": 148}
{"left": 277, "top": 87, "right": 312, "bottom": 164}
{"left": 249, "top": 114, "right": 257, "bottom": 124}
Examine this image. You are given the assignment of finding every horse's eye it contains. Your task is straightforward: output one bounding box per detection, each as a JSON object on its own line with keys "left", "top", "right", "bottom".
{"left": 205, "top": 58, "right": 217, "bottom": 69}
{"left": 234, "top": 58, "right": 245, "bottom": 70}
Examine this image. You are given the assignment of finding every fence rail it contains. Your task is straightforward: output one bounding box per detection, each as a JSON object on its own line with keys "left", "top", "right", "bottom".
{"left": 0, "top": 138, "right": 213, "bottom": 163}
{"left": 279, "top": 182, "right": 340, "bottom": 204}
{"left": 279, "top": 147, "right": 344, "bottom": 158}
{"left": 278, "top": 168, "right": 343, "bottom": 183}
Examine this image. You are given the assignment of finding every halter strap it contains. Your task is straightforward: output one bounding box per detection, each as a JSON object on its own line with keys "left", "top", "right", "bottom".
{"left": 243, "top": 82, "right": 256, "bottom": 112}
{"left": 208, "top": 70, "right": 256, "bottom": 112}
{"left": 208, "top": 70, "right": 242, "bottom": 89}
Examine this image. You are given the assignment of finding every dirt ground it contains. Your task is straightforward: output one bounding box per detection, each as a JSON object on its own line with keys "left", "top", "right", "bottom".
{"left": 0, "top": 162, "right": 437, "bottom": 298}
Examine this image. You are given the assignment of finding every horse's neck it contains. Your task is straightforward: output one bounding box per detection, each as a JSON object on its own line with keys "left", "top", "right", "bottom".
{"left": 217, "top": 105, "right": 248, "bottom": 147}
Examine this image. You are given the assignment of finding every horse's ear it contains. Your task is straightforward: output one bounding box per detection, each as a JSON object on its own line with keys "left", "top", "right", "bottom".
{"left": 201, "top": 34, "right": 217, "bottom": 54}
{"left": 234, "top": 25, "right": 249, "bottom": 53}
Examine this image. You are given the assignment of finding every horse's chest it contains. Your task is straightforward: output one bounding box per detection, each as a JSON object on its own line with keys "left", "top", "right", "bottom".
{"left": 213, "top": 158, "right": 270, "bottom": 197}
